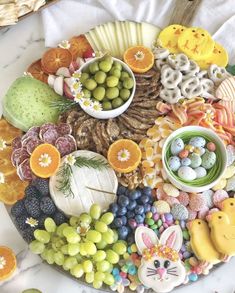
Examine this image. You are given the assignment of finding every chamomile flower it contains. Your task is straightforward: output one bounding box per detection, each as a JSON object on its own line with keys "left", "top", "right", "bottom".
{"left": 117, "top": 149, "right": 130, "bottom": 162}
{"left": 134, "top": 51, "right": 145, "bottom": 61}
{"left": 58, "top": 40, "right": 71, "bottom": 49}
{"left": 0, "top": 256, "right": 6, "bottom": 270}
{"left": 64, "top": 154, "right": 76, "bottom": 166}
{"left": 39, "top": 153, "right": 52, "bottom": 168}
{"left": 72, "top": 72, "right": 82, "bottom": 80}
{"left": 92, "top": 101, "right": 102, "bottom": 112}
{"left": 26, "top": 217, "right": 39, "bottom": 228}
{"left": 74, "top": 91, "right": 85, "bottom": 102}
{"left": 0, "top": 172, "right": 5, "bottom": 184}
{"left": 76, "top": 222, "right": 90, "bottom": 236}
{"left": 71, "top": 81, "right": 82, "bottom": 92}
{"left": 0, "top": 139, "right": 6, "bottom": 151}
{"left": 79, "top": 97, "right": 92, "bottom": 108}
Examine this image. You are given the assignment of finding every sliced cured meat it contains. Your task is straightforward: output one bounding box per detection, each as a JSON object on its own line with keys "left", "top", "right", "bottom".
{"left": 17, "top": 159, "right": 33, "bottom": 181}
{"left": 39, "top": 123, "right": 57, "bottom": 138}
{"left": 21, "top": 126, "right": 40, "bottom": 141}
{"left": 55, "top": 134, "right": 77, "bottom": 157}
{"left": 26, "top": 137, "right": 42, "bottom": 154}
{"left": 41, "top": 128, "right": 59, "bottom": 144}
{"left": 57, "top": 123, "right": 72, "bottom": 136}
{"left": 11, "top": 148, "right": 30, "bottom": 167}
{"left": 11, "top": 137, "right": 22, "bottom": 151}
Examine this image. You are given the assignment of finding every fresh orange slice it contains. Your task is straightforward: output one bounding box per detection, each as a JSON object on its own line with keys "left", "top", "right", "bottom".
{"left": 41, "top": 48, "right": 72, "bottom": 74}
{"left": 107, "top": 139, "right": 142, "bottom": 173}
{"left": 0, "top": 118, "right": 22, "bottom": 144}
{"left": 30, "top": 143, "right": 61, "bottom": 178}
{"left": 123, "top": 46, "right": 154, "bottom": 73}
{"left": 0, "top": 246, "right": 17, "bottom": 281}
{"left": 27, "top": 59, "right": 48, "bottom": 83}
{"left": 69, "top": 35, "right": 93, "bottom": 60}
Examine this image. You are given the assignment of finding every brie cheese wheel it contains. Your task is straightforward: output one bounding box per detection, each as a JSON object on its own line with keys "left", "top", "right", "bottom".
{"left": 49, "top": 150, "right": 117, "bottom": 217}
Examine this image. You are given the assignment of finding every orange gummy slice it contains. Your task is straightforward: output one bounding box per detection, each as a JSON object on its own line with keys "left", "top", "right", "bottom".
{"left": 0, "top": 246, "right": 17, "bottom": 281}
{"left": 30, "top": 143, "right": 61, "bottom": 178}
{"left": 123, "top": 46, "right": 154, "bottom": 73}
{"left": 107, "top": 139, "right": 142, "bottom": 173}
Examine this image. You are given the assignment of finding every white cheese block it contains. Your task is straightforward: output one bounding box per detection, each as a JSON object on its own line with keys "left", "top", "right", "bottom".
{"left": 49, "top": 150, "right": 117, "bottom": 217}
{"left": 141, "top": 22, "right": 161, "bottom": 48}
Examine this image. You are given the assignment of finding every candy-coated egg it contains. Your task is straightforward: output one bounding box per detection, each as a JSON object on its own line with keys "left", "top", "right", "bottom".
{"left": 168, "top": 156, "right": 181, "bottom": 171}
{"left": 201, "top": 151, "right": 216, "bottom": 169}
{"left": 185, "top": 144, "right": 195, "bottom": 152}
{"left": 198, "top": 147, "right": 206, "bottom": 156}
{"left": 178, "top": 166, "right": 197, "bottom": 181}
{"left": 206, "top": 142, "right": 216, "bottom": 152}
{"left": 181, "top": 157, "right": 191, "bottom": 166}
{"left": 189, "top": 136, "right": 206, "bottom": 148}
{"left": 194, "top": 166, "right": 207, "bottom": 178}
{"left": 179, "top": 149, "right": 189, "bottom": 159}
{"left": 189, "top": 153, "right": 202, "bottom": 168}
{"left": 170, "top": 138, "right": 184, "bottom": 155}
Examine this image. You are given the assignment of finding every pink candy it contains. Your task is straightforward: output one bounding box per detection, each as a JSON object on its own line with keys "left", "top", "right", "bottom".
{"left": 187, "top": 208, "right": 197, "bottom": 220}
{"left": 153, "top": 213, "right": 160, "bottom": 221}
{"left": 156, "top": 186, "right": 167, "bottom": 200}
{"left": 198, "top": 207, "right": 209, "bottom": 219}
{"left": 177, "top": 192, "right": 190, "bottom": 206}
{"left": 208, "top": 208, "right": 220, "bottom": 215}
{"left": 213, "top": 190, "right": 229, "bottom": 207}
{"left": 189, "top": 193, "right": 207, "bottom": 212}
{"left": 165, "top": 196, "right": 180, "bottom": 207}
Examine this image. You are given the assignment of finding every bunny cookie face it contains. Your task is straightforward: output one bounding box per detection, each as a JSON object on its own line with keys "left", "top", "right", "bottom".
{"left": 135, "top": 225, "right": 186, "bottom": 293}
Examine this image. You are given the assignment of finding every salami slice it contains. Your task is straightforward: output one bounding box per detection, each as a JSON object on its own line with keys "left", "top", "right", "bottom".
{"left": 26, "top": 137, "right": 42, "bottom": 154}
{"left": 57, "top": 123, "right": 72, "bottom": 136}
{"left": 12, "top": 137, "right": 22, "bottom": 151}
{"left": 42, "top": 128, "right": 59, "bottom": 144}
{"left": 55, "top": 134, "right": 77, "bottom": 157}
{"left": 39, "top": 123, "right": 57, "bottom": 139}
{"left": 21, "top": 126, "right": 40, "bottom": 141}
{"left": 11, "top": 148, "right": 30, "bottom": 167}
{"left": 17, "top": 159, "right": 33, "bottom": 181}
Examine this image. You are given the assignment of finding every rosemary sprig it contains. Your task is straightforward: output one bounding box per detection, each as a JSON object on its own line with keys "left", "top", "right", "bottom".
{"left": 50, "top": 98, "right": 78, "bottom": 113}
{"left": 56, "top": 156, "right": 109, "bottom": 198}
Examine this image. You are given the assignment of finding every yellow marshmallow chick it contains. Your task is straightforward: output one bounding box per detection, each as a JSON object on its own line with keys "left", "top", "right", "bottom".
{"left": 207, "top": 211, "right": 235, "bottom": 256}
{"left": 178, "top": 27, "right": 215, "bottom": 61}
{"left": 157, "top": 24, "right": 186, "bottom": 53}
{"left": 187, "top": 219, "right": 221, "bottom": 264}
{"left": 197, "top": 42, "right": 228, "bottom": 69}
{"left": 220, "top": 198, "right": 235, "bottom": 225}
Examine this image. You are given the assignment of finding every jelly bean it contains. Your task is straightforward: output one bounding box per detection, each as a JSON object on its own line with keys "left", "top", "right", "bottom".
{"left": 189, "top": 273, "right": 198, "bottom": 282}
{"left": 183, "top": 230, "right": 190, "bottom": 240}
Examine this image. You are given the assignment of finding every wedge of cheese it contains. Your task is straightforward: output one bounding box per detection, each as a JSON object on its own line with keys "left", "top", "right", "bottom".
{"left": 49, "top": 150, "right": 117, "bottom": 217}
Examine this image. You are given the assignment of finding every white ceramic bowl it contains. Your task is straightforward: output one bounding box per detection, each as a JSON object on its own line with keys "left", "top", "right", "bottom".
{"left": 78, "top": 56, "right": 136, "bottom": 119}
{"left": 162, "top": 126, "right": 228, "bottom": 193}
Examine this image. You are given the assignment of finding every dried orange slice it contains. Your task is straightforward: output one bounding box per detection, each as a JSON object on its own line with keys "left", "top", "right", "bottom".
{"left": 0, "top": 246, "right": 17, "bottom": 281}
{"left": 41, "top": 48, "right": 72, "bottom": 74}
{"left": 123, "top": 46, "right": 154, "bottom": 73}
{"left": 107, "top": 139, "right": 142, "bottom": 173}
{"left": 27, "top": 59, "right": 48, "bottom": 83}
{"left": 0, "top": 118, "right": 22, "bottom": 144}
{"left": 69, "top": 35, "right": 93, "bottom": 60}
{"left": 30, "top": 143, "right": 61, "bottom": 178}
{"left": 0, "top": 147, "right": 16, "bottom": 176}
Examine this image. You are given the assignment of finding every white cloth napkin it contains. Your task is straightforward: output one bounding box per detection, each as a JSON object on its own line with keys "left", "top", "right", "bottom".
{"left": 42, "top": 0, "right": 235, "bottom": 63}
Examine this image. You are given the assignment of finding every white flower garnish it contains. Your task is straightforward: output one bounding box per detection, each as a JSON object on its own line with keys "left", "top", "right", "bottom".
{"left": 74, "top": 91, "right": 85, "bottom": 102}
{"left": 0, "top": 139, "right": 6, "bottom": 151}
{"left": 72, "top": 81, "right": 82, "bottom": 92}
{"left": 79, "top": 98, "right": 92, "bottom": 108}
{"left": 58, "top": 40, "right": 71, "bottom": 49}
{"left": 39, "top": 153, "right": 52, "bottom": 168}
{"left": 0, "top": 172, "right": 5, "bottom": 184}
{"left": 92, "top": 101, "right": 102, "bottom": 112}
{"left": 64, "top": 154, "right": 76, "bottom": 166}
{"left": 0, "top": 256, "right": 6, "bottom": 269}
{"left": 117, "top": 149, "right": 130, "bottom": 162}
{"left": 134, "top": 51, "right": 145, "bottom": 61}
{"left": 77, "top": 222, "right": 90, "bottom": 236}
{"left": 26, "top": 217, "right": 39, "bottom": 227}
{"left": 72, "top": 72, "right": 82, "bottom": 80}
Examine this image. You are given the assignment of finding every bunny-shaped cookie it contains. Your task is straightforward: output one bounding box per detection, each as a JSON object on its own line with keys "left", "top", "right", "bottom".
{"left": 135, "top": 225, "right": 186, "bottom": 293}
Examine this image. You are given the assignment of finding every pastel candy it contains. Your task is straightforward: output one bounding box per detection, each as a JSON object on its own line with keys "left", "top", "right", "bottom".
{"left": 153, "top": 200, "right": 171, "bottom": 214}
{"left": 189, "top": 193, "right": 207, "bottom": 212}
{"left": 163, "top": 183, "right": 179, "bottom": 197}
{"left": 171, "top": 203, "right": 189, "bottom": 220}
{"left": 222, "top": 165, "right": 235, "bottom": 179}
{"left": 212, "top": 178, "right": 227, "bottom": 191}
{"left": 226, "top": 145, "right": 235, "bottom": 166}
{"left": 202, "top": 190, "right": 214, "bottom": 209}
{"left": 177, "top": 192, "right": 189, "bottom": 206}
{"left": 213, "top": 189, "right": 229, "bottom": 207}
{"left": 226, "top": 175, "right": 235, "bottom": 192}
{"left": 216, "top": 77, "right": 235, "bottom": 101}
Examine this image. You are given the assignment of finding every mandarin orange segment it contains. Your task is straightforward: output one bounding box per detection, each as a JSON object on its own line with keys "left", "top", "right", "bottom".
{"left": 0, "top": 246, "right": 17, "bottom": 281}
{"left": 123, "top": 46, "right": 154, "bottom": 73}
{"left": 27, "top": 59, "right": 48, "bottom": 83}
{"left": 0, "top": 118, "right": 22, "bottom": 144}
{"left": 30, "top": 143, "right": 61, "bottom": 178}
{"left": 107, "top": 139, "right": 142, "bottom": 173}
{"left": 69, "top": 35, "right": 93, "bottom": 60}
{"left": 41, "top": 48, "right": 72, "bottom": 74}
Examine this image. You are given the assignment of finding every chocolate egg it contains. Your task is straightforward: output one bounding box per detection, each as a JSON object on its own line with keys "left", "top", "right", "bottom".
{"left": 170, "top": 138, "right": 184, "bottom": 155}
{"left": 178, "top": 166, "right": 197, "bottom": 181}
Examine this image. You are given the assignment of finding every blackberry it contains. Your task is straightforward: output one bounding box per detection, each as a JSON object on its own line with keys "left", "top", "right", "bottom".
{"left": 40, "top": 196, "right": 56, "bottom": 215}
{"left": 37, "top": 214, "right": 48, "bottom": 229}
{"left": 53, "top": 211, "right": 67, "bottom": 225}
{"left": 15, "top": 215, "right": 28, "bottom": 231}
{"left": 32, "top": 178, "right": 49, "bottom": 196}
{"left": 25, "top": 185, "right": 41, "bottom": 198}
{"left": 24, "top": 196, "right": 41, "bottom": 218}
{"left": 11, "top": 199, "right": 26, "bottom": 218}
{"left": 21, "top": 227, "right": 35, "bottom": 243}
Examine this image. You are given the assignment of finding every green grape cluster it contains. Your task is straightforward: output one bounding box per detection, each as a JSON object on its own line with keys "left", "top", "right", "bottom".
{"left": 29, "top": 204, "right": 128, "bottom": 289}
{"left": 81, "top": 56, "right": 134, "bottom": 111}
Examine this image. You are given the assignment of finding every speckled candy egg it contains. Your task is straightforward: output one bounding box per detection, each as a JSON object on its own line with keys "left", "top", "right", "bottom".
{"left": 194, "top": 166, "right": 207, "bottom": 178}
{"left": 168, "top": 156, "right": 181, "bottom": 171}
{"left": 178, "top": 166, "right": 197, "bottom": 181}
{"left": 189, "top": 193, "right": 207, "bottom": 212}
{"left": 171, "top": 203, "right": 189, "bottom": 220}
{"left": 181, "top": 157, "right": 191, "bottom": 166}
{"left": 189, "top": 136, "right": 206, "bottom": 148}
{"left": 201, "top": 151, "right": 216, "bottom": 169}
{"left": 189, "top": 153, "right": 202, "bottom": 168}
{"left": 170, "top": 138, "right": 184, "bottom": 155}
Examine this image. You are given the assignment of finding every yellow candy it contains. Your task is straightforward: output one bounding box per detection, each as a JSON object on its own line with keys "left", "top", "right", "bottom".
{"left": 197, "top": 42, "right": 228, "bottom": 69}
{"left": 185, "top": 144, "right": 194, "bottom": 152}
{"left": 129, "top": 283, "right": 137, "bottom": 291}
{"left": 131, "top": 244, "right": 137, "bottom": 253}
{"left": 154, "top": 200, "right": 171, "bottom": 214}
{"left": 222, "top": 165, "right": 235, "bottom": 179}
{"left": 194, "top": 147, "right": 201, "bottom": 155}
{"left": 123, "top": 253, "right": 130, "bottom": 260}
{"left": 212, "top": 178, "right": 227, "bottom": 191}
{"left": 142, "top": 160, "right": 154, "bottom": 168}
{"left": 158, "top": 24, "right": 186, "bottom": 53}
{"left": 178, "top": 27, "right": 215, "bottom": 61}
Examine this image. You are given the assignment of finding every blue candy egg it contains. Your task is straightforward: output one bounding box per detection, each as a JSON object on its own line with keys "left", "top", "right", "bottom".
{"left": 189, "top": 136, "right": 206, "bottom": 148}
{"left": 170, "top": 138, "right": 184, "bottom": 155}
{"left": 181, "top": 157, "right": 191, "bottom": 166}
{"left": 168, "top": 156, "right": 181, "bottom": 171}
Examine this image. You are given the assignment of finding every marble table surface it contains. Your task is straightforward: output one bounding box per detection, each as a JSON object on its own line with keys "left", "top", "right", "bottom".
{"left": 1, "top": 10, "right": 235, "bottom": 293}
